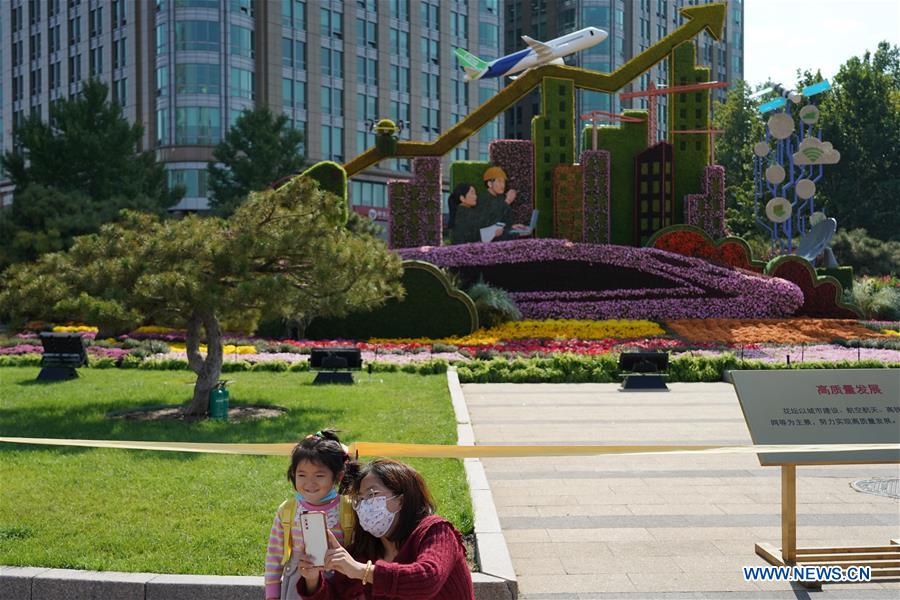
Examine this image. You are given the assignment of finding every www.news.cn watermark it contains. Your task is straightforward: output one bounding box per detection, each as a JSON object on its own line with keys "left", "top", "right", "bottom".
{"left": 743, "top": 565, "right": 872, "bottom": 583}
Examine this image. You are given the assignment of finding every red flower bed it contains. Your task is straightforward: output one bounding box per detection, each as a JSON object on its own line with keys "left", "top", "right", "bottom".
{"left": 650, "top": 226, "right": 762, "bottom": 273}
{"left": 767, "top": 257, "right": 860, "bottom": 318}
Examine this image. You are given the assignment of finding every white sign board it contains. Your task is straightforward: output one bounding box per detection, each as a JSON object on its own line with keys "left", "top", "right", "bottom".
{"left": 731, "top": 369, "right": 900, "bottom": 466}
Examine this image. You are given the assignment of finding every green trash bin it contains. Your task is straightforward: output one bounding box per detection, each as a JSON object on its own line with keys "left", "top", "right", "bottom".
{"left": 209, "top": 381, "right": 230, "bottom": 420}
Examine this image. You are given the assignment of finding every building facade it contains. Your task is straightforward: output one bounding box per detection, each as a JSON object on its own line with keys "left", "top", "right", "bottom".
{"left": 0, "top": 0, "right": 504, "bottom": 211}
{"left": 503, "top": 0, "right": 743, "bottom": 146}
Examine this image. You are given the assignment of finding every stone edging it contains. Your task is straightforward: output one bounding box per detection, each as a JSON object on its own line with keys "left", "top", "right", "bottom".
{"left": 0, "top": 370, "right": 517, "bottom": 600}
{"left": 448, "top": 367, "right": 518, "bottom": 600}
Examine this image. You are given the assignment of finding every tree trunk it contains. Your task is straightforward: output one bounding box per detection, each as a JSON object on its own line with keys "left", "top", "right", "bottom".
{"left": 185, "top": 312, "right": 224, "bottom": 417}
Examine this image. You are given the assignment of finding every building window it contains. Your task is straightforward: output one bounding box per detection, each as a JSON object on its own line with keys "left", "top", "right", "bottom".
{"left": 175, "top": 107, "right": 222, "bottom": 144}
{"left": 389, "top": 0, "right": 408, "bottom": 21}
{"left": 156, "top": 65, "right": 169, "bottom": 96}
{"left": 356, "top": 18, "right": 376, "bottom": 48}
{"left": 167, "top": 169, "right": 209, "bottom": 197}
{"left": 89, "top": 46, "right": 103, "bottom": 76}
{"left": 113, "top": 78, "right": 127, "bottom": 108}
{"left": 321, "top": 48, "right": 343, "bottom": 78}
{"left": 230, "top": 67, "right": 254, "bottom": 99}
{"left": 157, "top": 108, "right": 169, "bottom": 144}
{"left": 357, "top": 93, "right": 377, "bottom": 121}
{"left": 282, "top": 78, "right": 306, "bottom": 109}
{"left": 389, "top": 28, "right": 405, "bottom": 56}
{"left": 175, "top": 21, "right": 220, "bottom": 52}
{"left": 175, "top": 64, "right": 220, "bottom": 94}
{"left": 322, "top": 125, "right": 343, "bottom": 162}
{"left": 89, "top": 6, "right": 103, "bottom": 38}
{"left": 357, "top": 56, "right": 377, "bottom": 86}
{"left": 69, "top": 16, "right": 82, "bottom": 45}
{"left": 112, "top": 0, "right": 127, "bottom": 26}
{"left": 230, "top": 0, "right": 254, "bottom": 16}
{"left": 421, "top": 73, "right": 439, "bottom": 99}
{"left": 230, "top": 25, "right": 253, "bottom": 58}
{"left": 68, "top": 54, "right": 82, "bottom": 83}
{"left": 390, "top": 65, "right": 409, "bottom": 93}
{"left": 29, "top": 33, "right": 42, "bottom": 60}
{"left": 113, "top": 38, "right": 127, "bottom": 69}
{"left": 420, "top": 2, "right": 439, "bottom": 30}
{"left": 156, "top": 23, "right": 167, "bottom": 55}
{"left": 320, "top": 8, "right": 342, "bottom": 39}
{"left": 282, "top": 0, "right": 305, "bottom": 29}
{"left": 450, "top": 11, "right": 467, "bottom": 39}
{"left": 175, "top": 0, "right": 219, "bottom": 7}
{"left": 321, "top": 87, "right": 343, "bottom": 116}
{"left": 421, "top": 37, "right": 439, "bottom": 66}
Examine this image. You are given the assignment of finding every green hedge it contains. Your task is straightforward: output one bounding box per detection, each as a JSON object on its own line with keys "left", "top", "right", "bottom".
{"left": 306, "top": 261, "right": 478, "bottom": 339}
{"left": 450, "top": 161, "right": 490, "bottom": 199}
{"left": 817, "top": 267, "right": 854, "bottom": 291}
{"left": 0, "top": 354, "right": 449, "bottom": 376}
{"left": 454, "top": 353, "right": 899, "bottom": 384}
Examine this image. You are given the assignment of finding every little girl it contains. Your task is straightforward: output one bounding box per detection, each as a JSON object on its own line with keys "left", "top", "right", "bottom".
{"left": 264, "top": 430, "right": 355, "bottom": 600}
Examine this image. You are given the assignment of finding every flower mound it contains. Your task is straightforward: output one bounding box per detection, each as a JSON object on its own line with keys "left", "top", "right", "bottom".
{"left": 398, "top": 239, "right": 803, "bottom": 320}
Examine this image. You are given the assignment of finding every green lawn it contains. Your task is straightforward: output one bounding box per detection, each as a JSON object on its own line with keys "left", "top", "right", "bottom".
{"left": 0, "top": 368, "right": 471, "bottom": 575}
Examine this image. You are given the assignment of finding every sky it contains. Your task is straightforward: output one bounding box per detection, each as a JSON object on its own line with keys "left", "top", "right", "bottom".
{"left": 743, "top": 0, "right": 899, "bottom": 87}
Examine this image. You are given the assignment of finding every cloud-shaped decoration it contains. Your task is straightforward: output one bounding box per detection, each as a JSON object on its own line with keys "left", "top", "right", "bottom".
{"left": 793, "top": 138, "right": 840, "bottom": 165}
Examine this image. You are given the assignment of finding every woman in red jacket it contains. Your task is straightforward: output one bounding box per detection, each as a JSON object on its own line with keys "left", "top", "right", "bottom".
{"left": 296, "top": 458, "right": 474, "bottom": 599}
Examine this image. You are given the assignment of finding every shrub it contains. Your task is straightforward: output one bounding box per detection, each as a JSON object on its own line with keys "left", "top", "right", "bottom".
{"left": 831, "top": 228, "right": 900, "bottom": 276}
{"left": 221, "top": 361, "right": 252, "bottom": 372}
{"left": 288, "top": 361, "right": 310, "bottom": 372}
{"left": 91, "top": 357, "right": 117, "bottom": 369}
{"left": 306, "top": 261, "right": 478, "bottom": 339}
{"left": 0, "top": 354, "right": 42, "bottom": 367}
{"left": 251, "top": 360, "right": 289, "bottom": 372}
{"left": 465, "top": 282, "right": 522, "bottom": 328}
{"left": 850, "top": 278, "right": 900, "bottom": 320}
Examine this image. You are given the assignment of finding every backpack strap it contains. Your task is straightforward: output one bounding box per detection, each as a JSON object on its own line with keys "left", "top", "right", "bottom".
{"left": 278, "top": 497, "right": 297, "bottom": 565}
{"left": 339, "top": 495, "right": 356, "bottom": 546}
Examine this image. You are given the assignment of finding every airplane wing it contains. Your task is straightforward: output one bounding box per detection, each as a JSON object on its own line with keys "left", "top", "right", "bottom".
{"left": 521, "top": 35, "right": 554, "bottom": 61}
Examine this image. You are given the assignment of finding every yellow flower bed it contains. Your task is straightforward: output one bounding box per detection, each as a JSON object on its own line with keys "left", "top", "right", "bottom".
{"left": 370, "top": 319, "right": 664, "bottom": 345}
{"left": 132, "top": 325, "right": 180, "bottom": 334}
{"left": 52, "top": 325, "right": 99, "bottom": 333}
{"left": 884, "top": 329, "right": 900, "bottom": 337}
{"left": 167, "top": 343, "right": 256, "bottom": 354}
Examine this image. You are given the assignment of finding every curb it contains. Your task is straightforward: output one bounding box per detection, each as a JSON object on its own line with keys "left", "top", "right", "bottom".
{"left": 448, "top": 367, "right": 518, "bottom": 600}
{"left": 0, "top": 370, "right": 517, "bottom": 600}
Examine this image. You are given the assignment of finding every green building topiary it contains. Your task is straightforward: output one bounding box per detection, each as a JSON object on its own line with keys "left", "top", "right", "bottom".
{"left": 450, "top": 161, "right": 490, "bottom": 198}
{"left": 298, "top": 161, "right": 349, "bottom": 222}
{"left": 532, "top": 77, "right": 576, "bottom": 237}
{"left": 580, "top": 111, "right": 648, "bottom": 246}
{"left": 669, "top": 42, "right": 710, "bottom": 222}
{"left": 305, "top": 261, "right": 478, "bottom": 339}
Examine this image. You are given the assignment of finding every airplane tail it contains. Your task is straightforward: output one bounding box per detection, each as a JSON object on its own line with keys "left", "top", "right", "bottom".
{"left": 454, "top": 48, "right": 488, "bottom": 81}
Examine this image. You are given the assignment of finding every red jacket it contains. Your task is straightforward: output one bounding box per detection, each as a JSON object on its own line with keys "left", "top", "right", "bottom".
{"left": 299, "top": 515, "right": 475, "bottom": 600}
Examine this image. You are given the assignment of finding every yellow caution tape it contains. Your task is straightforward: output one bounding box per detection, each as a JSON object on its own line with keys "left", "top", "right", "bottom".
{"left": 0, "top": 437, "right": 897, "bottom": 459}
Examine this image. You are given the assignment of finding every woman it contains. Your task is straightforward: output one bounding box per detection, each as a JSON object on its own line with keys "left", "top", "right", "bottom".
{"left": 447, "top": 183, "right": 483, "bottom": 245}
{"left": 297, "top": 459, "right": 474, "bottom": 599}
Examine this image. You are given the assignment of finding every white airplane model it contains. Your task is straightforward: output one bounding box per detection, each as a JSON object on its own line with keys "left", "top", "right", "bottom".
{"left": 455, "top": 27, "right": 608, "bottom": 82}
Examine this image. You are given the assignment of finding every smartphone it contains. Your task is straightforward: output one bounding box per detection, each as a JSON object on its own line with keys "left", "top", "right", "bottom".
{"left": 300, "top": 511, "right": 328, "bottom": 567}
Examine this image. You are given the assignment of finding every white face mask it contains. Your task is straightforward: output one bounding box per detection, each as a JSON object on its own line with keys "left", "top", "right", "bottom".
{"left": 354, "top": 495, "right": 398, "bottom": 538}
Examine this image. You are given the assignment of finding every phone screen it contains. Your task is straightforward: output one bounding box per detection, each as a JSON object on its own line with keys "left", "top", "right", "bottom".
{"left": 300, "top": 511, "right": 328, "bottom": 567}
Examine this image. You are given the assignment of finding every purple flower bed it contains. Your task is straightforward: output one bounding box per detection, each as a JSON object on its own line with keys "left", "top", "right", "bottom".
{"left": 397, "top": 239, "right": 804, "bottom": 320}
{"left": 388, "top": 157, "right": 443, "bottom": 248}
{"left": 489, "top": 140, "right": 534, "bottom": 225}
{"left": 0, "top": 344, "right": 130, "bottom": 360}
{"left": 582, "top": 150, "right": 611, "bottom": 244}
{"left": 688, "top": 344, "right": 900, "bottom": 364}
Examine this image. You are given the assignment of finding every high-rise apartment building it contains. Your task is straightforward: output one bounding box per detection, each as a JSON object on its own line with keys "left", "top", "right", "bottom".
{"left": 0, "top": 0, "right": 503, "bottom": 211}
{"left": 504, "top": 0, "right": 743, "bottom": 145}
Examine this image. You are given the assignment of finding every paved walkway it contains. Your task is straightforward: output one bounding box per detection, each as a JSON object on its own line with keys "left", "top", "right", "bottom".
{"left": 462, "top": 382, "right": 900, "bottom": 599}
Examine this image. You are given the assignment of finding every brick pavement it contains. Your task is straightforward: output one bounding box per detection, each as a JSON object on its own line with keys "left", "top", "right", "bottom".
{"left": 462, "top": 382, "right": 900, "bottom": 599}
